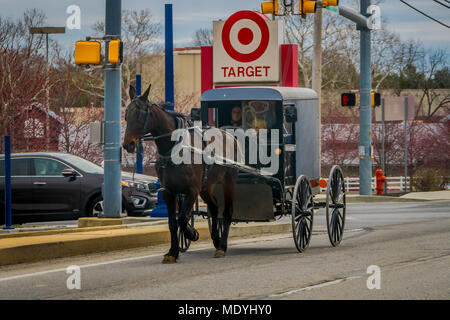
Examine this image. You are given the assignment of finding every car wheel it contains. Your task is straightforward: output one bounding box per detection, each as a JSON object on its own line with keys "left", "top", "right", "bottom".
{"left": 87, "top": 196, "right": 127, "bottom": 217}
{"left": 87, "top": 196, "right": 104, "bottom": 217}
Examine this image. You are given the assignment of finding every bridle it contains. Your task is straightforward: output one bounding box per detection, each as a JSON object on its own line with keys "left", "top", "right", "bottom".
{"left": 125, "top": 97, "right": 153, "bottom": 135}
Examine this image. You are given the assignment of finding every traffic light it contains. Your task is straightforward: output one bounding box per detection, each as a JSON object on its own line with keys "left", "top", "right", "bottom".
{"left": 299, "top": 0, "right": 317, "bottom": 14}
{"left": 341, "top": 93, "right": 356, "bottom": 107}
{"left": 371, "top": 92, "right": 381, "bottom": 107}
{"left": 322, "top": 0, "right": 339, "bottom": 7}
{"left": 261, "top": 0, "right": 279, "bottom": 15}
{"left": 108, "top": 39, "right": 123, "bottom": 65}
{"left": 74, "top": 41, "right": 101, "bottom": 65}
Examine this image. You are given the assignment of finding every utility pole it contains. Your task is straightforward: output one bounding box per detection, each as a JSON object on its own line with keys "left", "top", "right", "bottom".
{"left": 404, "top": 96, "right": 408, "bottom": 193}
{"left": 312, "top": 3, "right": 323, "bottom": 175}
{"left": 29, "top": 27, "right": 65, "bottom": 150}
{"left": 103, "top": 0, "right": 122, "bottom": 217}
{"left": 358, "top": 0, "right": 372, "bottom": 195}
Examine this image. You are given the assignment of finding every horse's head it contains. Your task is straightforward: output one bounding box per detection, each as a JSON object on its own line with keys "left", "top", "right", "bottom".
{"left": 123, "top": 84, "right": 153, "bottom": 153}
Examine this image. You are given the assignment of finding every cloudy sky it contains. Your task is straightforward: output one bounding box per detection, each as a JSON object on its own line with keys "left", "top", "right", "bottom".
{"left": 0, "top": 0, "right": 449, "bottom": 52}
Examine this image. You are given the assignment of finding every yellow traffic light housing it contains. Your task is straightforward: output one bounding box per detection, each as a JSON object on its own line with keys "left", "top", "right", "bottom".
{"left": 300, "top": 0, "right": 317, "bottom": 14}
{"left": 108, "top": 40, "right": 123, "bottom": 65}
{"left": 371, "top": 92, "right": 381, "bottom": 107}
{"left": 261, "top": 0, "right": 279, "bottom": 15}
{"left": 322, "top": 0, "right": 339, "bottom": 7}
{"left": 74, "top": 41, "right": 101, "bottom": 65}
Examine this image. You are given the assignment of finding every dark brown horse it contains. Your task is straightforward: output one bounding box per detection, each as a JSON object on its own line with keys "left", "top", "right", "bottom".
{"left": 123, "top": 84, "right": 237, "bottom": 263}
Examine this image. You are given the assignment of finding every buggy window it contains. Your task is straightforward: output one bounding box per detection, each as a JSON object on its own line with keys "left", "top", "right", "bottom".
{"left": 204, "top": 100, "right": 278, "bottom": 130}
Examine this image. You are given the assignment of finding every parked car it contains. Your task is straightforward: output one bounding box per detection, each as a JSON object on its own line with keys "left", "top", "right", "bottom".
{"left": 0, "top": 152, "right": 158, "bottom": 224}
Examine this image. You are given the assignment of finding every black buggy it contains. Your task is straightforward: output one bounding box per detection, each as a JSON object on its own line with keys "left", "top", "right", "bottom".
{"left": 179, "top": 87, "right": 346, "bottom": 253}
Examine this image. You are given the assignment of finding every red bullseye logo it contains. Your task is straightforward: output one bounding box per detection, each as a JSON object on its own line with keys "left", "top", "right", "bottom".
{"left": 222, "top": 11, "right": 270, "bottom": 63}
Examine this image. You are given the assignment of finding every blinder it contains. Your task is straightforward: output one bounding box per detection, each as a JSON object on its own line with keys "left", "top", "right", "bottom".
{"left": 125, "top": 97, "right": 151, "bottom": 130}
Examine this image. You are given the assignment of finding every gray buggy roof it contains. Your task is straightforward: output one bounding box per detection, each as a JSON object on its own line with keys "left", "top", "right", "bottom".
{"left": 201, "top": 86, "right": 318, "bottom": 102}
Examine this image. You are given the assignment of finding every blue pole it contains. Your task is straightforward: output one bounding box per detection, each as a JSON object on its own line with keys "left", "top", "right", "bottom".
{"left": 151, "top": 3, "right": 174, "bottom": 218}
{"left": 359, "top": 0, "right": 372, "bottom": 195}
{"left": 103, "top": 0, "right": 122, "bottom": 217}
{"left": 136, "top": 73, "right": 143, "bottom": 174}
{"left": 136, "top": 74, "right": 142, "bottom": 96}
{"left": 3, "top": 136, "right": 13, "bottom": 229}
{"left": 165, "top": 3, "right": 174, "bottom": 111}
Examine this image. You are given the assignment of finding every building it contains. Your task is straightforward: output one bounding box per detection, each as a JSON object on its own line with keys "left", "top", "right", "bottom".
{"left": 11, "top": 103, "right": 63, "bottom": 152}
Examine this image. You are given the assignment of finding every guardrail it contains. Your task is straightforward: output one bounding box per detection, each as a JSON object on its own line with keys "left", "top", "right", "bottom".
{"left": 320, "top": 176, "right": 410, "bottom": 193}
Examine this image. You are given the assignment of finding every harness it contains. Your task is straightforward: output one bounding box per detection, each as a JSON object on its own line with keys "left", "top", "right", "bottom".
{"left": 130, "top": 101, "right": 210, "bottom": 194}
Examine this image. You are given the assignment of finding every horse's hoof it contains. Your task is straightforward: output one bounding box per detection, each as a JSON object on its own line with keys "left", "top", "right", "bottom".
{"left": 214, "top": 250, "right": 226, "bottom": 258}
{"left": 162, "top": 254, "right": 177, "bottom": 264}
{"left": 192, "top": 230, "right": 199, "bottom": 242}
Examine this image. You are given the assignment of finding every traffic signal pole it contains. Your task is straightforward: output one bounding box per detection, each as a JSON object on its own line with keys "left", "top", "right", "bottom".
{"left": 312, "top": 4, "right": 323, "bottom": 178}
{"left": 359, "top": 0, "right": 372, "bottom": 195}
{"left": 103, "top": 0, "right": 122, "bottom": 217}
{"left": 325, "top": 1, "right": 378, "bottom": 194}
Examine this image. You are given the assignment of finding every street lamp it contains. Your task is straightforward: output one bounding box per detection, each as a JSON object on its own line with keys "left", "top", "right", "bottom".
{"left": 29, "top": 27, "right": 65, "bottom": 149}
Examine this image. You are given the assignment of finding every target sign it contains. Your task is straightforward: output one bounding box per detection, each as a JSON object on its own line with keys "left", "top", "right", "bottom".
{"left": 213, "top": 11, "right": 283, "bottom": 84}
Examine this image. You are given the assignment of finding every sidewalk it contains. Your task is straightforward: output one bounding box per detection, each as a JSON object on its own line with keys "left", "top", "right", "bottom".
{"left": 400, "top": 190, "right": 450, "bottom": 201}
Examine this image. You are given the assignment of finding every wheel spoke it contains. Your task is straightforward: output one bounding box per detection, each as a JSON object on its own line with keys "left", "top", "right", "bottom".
{"left": 334, "top": 215, "right": 339, "bottom": 243}
{"left": 297, "top": 220, "right": 303, "bottom": 247}
{"left": 304, "top": 219, "right": 310, "bottom": 237}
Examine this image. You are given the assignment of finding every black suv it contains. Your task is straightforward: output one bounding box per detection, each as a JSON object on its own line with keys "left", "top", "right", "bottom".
{"left": 0, "top": 153, "right": 158, "bottom": 224}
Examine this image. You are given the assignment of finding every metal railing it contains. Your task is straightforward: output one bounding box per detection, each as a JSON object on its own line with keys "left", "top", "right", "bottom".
{"left": 319, "top": 176, "right": 410, "bottom": 193}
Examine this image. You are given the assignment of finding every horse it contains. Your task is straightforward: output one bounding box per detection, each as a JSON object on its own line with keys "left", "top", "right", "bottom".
{"left": 123, "top": 84, "right": 238, "bottom": 263}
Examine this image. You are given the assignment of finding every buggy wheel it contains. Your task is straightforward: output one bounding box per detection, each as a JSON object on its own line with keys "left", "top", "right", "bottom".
{"left": 326, "top": 165, "right": 346, "bottom": 247}
{"left": 178, "top": 214, "right": 195, "bottom": 253}
{"left": 176, "top": 195, "right": 195, "bottom": 253}
{"left": 291, "top": 175, "right": 314, "bottom": 253}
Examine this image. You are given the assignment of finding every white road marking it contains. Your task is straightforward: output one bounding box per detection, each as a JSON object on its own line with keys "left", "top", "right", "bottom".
{"left": 268, "top": 276, "right": 362, "bottom": 298}
{"left": 264, "top": 254, "right": 450, "bottom": 299}
{"left": 0, "top": 229, "right": 365, "bottom": 283}
{"left": 0, "top": 234, "right": 293, "bottom": 282}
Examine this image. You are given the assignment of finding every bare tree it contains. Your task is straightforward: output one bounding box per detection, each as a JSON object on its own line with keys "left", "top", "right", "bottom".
{"left": 192, "top": 28, "right": 213, "bottom": 46}
{"left": 73, "top": 9, "right": 162, "bottom": 106}
{"left": 0, "top": 9, "right": 48, "bottom": 140}
{"left": 416, "top": 49, "right": 449, "bottom": 118}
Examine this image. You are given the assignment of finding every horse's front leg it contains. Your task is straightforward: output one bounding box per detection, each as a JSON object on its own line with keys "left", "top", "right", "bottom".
{"left": 162, "top": 191, "right": 178, "bottom": 264}
{"left": 178, "top": 191, "right": 199, "bottom": 242}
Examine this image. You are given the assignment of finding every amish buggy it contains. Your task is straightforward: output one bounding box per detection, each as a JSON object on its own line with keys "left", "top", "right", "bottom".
{"left": 123, "top": 84, "right": 346, "bottom": 263}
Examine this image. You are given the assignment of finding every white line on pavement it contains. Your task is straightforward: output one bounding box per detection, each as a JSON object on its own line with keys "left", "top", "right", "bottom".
{"left": 0, "top": 234, "right": 294, "bottom": 282}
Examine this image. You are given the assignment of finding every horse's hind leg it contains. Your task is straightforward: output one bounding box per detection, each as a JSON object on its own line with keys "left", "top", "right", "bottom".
{"left": 200, "top": 184, "right": 220, "bottom": 250}
{"left": 178, "top": 191, "right": 199, "bottom": 242}
{"left": 215, "top": 169, "right": 237, "bottom": 258}
{"left": 162, "top": 191, "right": 179, "bottom": 264}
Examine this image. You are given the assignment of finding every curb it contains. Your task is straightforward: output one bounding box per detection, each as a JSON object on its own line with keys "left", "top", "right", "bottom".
{"left": 0, "top": 222, "right": 293, "bottom": 267}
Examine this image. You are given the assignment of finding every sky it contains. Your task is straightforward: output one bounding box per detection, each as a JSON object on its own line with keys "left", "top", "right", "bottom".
{"left": 0, "top": 0, "right": 449, "bottom": 53}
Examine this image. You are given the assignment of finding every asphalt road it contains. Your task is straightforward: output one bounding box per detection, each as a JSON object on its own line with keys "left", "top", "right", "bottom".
{"left": 0, "top": 201, "right": 449, "bottom": 300}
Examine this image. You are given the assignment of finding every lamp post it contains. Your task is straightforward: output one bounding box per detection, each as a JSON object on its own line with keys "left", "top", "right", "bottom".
{"left": 29, "top": 27, "right": 65, "bottom": 150}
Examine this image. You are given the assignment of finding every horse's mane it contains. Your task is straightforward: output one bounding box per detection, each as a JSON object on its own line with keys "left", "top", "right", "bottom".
{"left": 153, "top": 102, "right": 188, "bottom": 119}
{"left": 152, "top": 101, "right": 192, "bottom": 127}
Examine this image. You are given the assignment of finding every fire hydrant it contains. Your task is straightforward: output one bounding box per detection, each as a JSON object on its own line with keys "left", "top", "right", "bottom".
{"left": 375, "top": 169, "right": 386, "bottom": 195}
